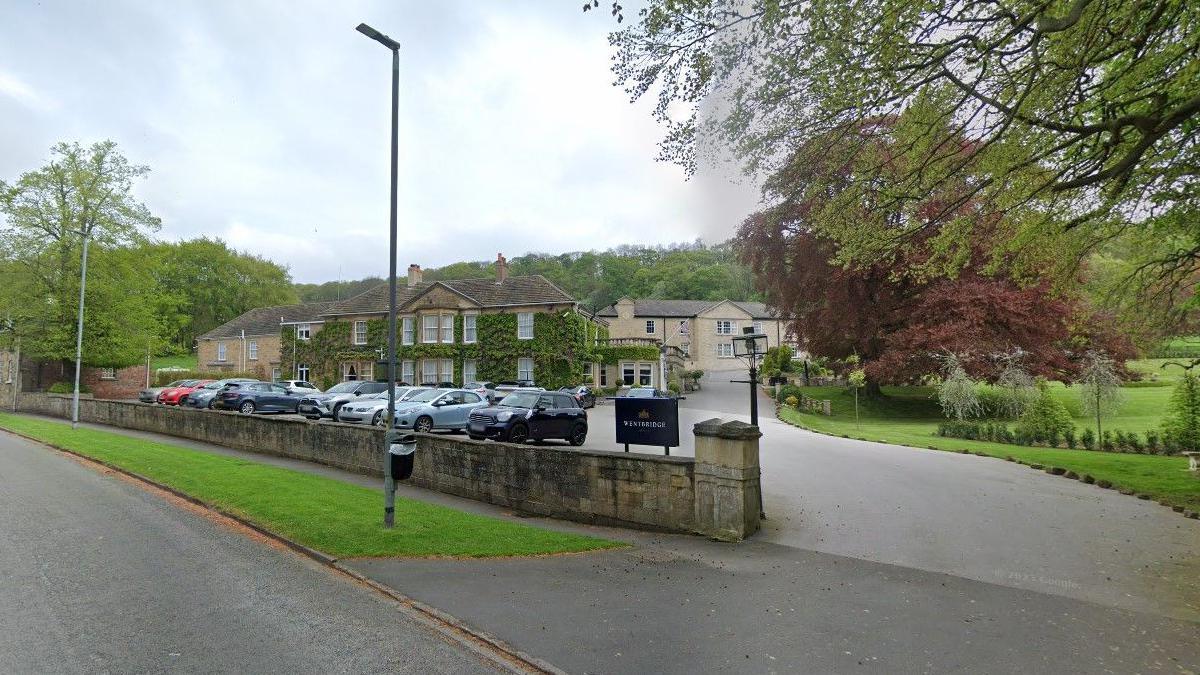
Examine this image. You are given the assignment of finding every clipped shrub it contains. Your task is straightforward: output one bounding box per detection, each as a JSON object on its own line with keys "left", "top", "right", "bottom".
{"left": 1081, "top": 427, "right": 1096, "bottom": 451}
{"left": 47, "top": 381, "right": 90, "bottom": 394}
{"left": 784, "top": 395, "right": 799, "bottom": 408}
{"left": 1127, "top": 433, "right": 1143, "bottom": 454}
{"left": 777, "top": 384, "right": 804, "bottom": 403}
{"left": 1015, "top": 385, "right": 1073, "bottom": 445}
{"left": 1145, "top": 430, "right": 1160, "bottom": 454}
{"left": 1064, "top": 427, "right": 1077, "bottom": 449}
{"left": 1101, "top": 430, "right": 1114, "bottom": 452}
{"left": 1045, "top": 428, "right": 1061, "bottom": 448}
{"left": 1113, "top": 430, "right": 1129, "bottom": 452}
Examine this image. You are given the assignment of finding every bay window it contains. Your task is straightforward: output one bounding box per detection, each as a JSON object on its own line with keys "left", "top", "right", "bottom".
{"left": 422, "top": 315, "right": 438, "bottom": 343}
{"left": 440, "top": 314, "right": 454, "bottom": 343}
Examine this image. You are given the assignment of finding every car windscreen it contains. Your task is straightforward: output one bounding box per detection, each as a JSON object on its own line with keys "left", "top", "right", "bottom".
{"left": 325, "top": 382, "right": 360, "bottom": 394}
{"left": 201, "top": 381, "right": 223, "bottom": 390}
{"left": 406, "top": 389, "right": 443, "bottom": 403}
{"left": 499, "top": 392, "right": 540, "bottom": 408}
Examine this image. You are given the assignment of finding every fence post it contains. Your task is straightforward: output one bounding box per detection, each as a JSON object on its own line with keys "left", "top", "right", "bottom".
{"left": 693, "top": 418, "right": 762, "bottom": 541}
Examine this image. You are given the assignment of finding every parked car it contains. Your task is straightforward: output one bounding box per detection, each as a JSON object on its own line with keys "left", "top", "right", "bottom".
{"left": 389, "top": 388, "right": 489, "bottom": 432}
{"left": 140, "top": 380, "right": 185, "bottom": 403}
{"left": 468, "top": 390, "right": 588, "bottom": 445}
{"left": 623, "top": 386, "right": 673, "bottom": 399}
{"left": 559, "top": 385, "right": 596, "bottom": 409}
{"left": 463, "top": 381, "right": 497, "bottom": 402}
{"left": 336, "top": 386, "right": 431, "bottom": 425}
{"left": 158, "top": 379, "right": 212, "bottom": 405}
{"left": 276, "top": 379, "right": 321, "bottom": 395}
{"left": 493, "top": 380, "right": 541, "bottom": 396}
{"left": 297, "top": 380, "right": 390, "bottom": 420}
{"left": 185, "top": 378, "right": 258, "bottom": 409}
{"left": 213, "top": 381, "right": 305, "bottom": 414}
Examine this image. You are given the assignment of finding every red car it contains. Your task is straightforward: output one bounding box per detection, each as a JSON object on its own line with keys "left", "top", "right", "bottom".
{"left": 157, "top": 379, "right": 212, "bottom": 405}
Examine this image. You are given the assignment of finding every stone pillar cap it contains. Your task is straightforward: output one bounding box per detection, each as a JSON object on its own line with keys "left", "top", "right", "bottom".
{"left": 693, "top": 418, "right": 762, "bottom": 440}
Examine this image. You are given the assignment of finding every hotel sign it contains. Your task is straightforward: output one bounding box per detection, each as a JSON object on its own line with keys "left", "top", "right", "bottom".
{"left": 615, "top": 397, "right": 680, "bottom": 450}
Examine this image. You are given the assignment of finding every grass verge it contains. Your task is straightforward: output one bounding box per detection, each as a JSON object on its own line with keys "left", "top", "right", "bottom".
{"left": 0, "top": 413, "right": 621, "bottom": 558}
{"left": 777, "top": 403, "right": 1200, "bottom": 513}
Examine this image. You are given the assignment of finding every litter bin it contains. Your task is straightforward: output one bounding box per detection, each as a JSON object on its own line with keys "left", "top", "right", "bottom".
{"left": 387, "top": 431, "right": 417, "bottom": 480}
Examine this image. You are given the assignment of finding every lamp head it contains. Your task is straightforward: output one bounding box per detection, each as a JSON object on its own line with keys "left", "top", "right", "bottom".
{"left": 356, "top": 23, "right": 400, "bottom": 50}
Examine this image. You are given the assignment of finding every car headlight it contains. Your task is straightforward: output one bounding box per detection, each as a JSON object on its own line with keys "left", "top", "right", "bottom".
{"left": 496, "top": 411, "right": 512, "bottom": 422}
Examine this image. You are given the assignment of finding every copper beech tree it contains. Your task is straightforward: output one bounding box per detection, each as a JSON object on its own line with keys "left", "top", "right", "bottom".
{"left": 736, "top": 126, "right": 1134, "bottom": 395}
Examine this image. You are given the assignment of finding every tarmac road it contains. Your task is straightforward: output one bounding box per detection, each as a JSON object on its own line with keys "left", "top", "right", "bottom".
{"left": 0, "top": 431, "right": 500, "bottom": 675}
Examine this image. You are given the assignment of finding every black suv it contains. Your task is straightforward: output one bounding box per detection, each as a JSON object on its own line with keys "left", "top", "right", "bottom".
{"left": 467, "top": 391, "right": 587, "bottom": 445}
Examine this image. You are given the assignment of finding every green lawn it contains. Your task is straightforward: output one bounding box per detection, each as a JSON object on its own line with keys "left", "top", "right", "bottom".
{"left": 0, "top": 414, "right": 621, "bottom": 558}
{"left": 151, "top": 354, "right": 198, "bottom": 370}
{"left": 777, "top": 375, "right": 1200, "bottom": 512}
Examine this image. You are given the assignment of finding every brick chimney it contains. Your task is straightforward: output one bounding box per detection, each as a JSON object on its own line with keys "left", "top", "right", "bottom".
{"left": 495, "top": 253, "right": 508, "bottom": 285}
{"left": 407, "top": 264, "right": 423, "bottom": 287}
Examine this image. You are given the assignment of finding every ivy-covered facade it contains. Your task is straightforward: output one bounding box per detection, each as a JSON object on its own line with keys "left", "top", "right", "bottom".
{"left": 276, "top": 269, "right": 661, "bottom": 391}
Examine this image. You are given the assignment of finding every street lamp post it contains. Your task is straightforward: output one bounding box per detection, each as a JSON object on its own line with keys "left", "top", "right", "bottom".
{"left": 71, "top": 228, "right": 92, "bottom": 430}
{"left": 356, "top": 21, "right": 402, "bottom": 528}
{"left": 732, "top": 328, "right": 768, "bottom": 519}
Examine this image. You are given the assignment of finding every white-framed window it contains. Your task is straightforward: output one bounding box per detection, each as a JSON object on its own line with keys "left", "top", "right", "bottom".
{"left": 401, "top": 360, "right": 414, "bottom": 384}
{"left": 99, "top": 367, "right": 116, "bottom": 380}
{"left": 421, "top": 359, "right": 438, "bottom": 384}
{"left": 438, "top": 359, "right": 453, "bottom": 383}
{"left": 248, "top": 340, "right": 258, "bottom": 360}
{"left": 517, "top": 312, "right": 534, "bottom": 340}
{"left": 463, "top": 313, "right": 477, "bottom": 344}
{"left": 296, "top": 364, "right": 310, "bottom": 381}
{"left": 463, "top": 359, "right": 477, "bottom": 384}
{"left": 271, "top": 367, "right": 281, "bottom": 381}
{"left": 639, "top": 364, "right": 653, "bottom": 386}
{"left": 422, "top": 315, "right": 439, "bottom": 343}
{"left": 621, "top": 363, "right": 635, "bottom": 385}
{"left": 362, "top": 361, "right": 374, "bottom": 380}
{"left": 518, "top": 357, "right": 534, "bottom": 382}
{"left": 353, "top": 320, "right": 368, "bottom": 345}
{"left": 582, "top": 362, "right": 593, "bottom": 384}
{"left": 600, "top": 366, "right": 607, "bottom": 387}
{"left": 296, "top": 324, "right": 311, "bottom": 340}
{"left": 343, "top": 363, "right": 361, "bottom": 381}
{"left": 752, "top": 321, "right": 764, "bottom": 334}
{"left": 441, "top": 314, "right": 454, "bottom": 343}
{"left": 678, "top": 320, "right": 689, "bottom": 336}
{"left": 716, "top": 320, "right": 734, "bottom": 335}
{"left": 716, "top": 343, "right": 734, "bottom": 357}
{"left": 681, "top": 342, "right": 690, "bottom": 357}
{"left": 217, "top": 342, "right": 227, "bottom": 361}
{"left": 401, "top": 316, "right": 414, "bottom": 345}
{"left": 645, "top": 319, "right": 656, "bottom": 335}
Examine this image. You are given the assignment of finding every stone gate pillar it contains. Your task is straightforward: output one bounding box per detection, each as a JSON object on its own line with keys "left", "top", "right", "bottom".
{"left": 693, "top": 418, "right": 762, "bottom": 541}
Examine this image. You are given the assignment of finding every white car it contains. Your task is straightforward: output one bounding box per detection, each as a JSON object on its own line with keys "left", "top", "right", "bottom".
{"left": 337, "top": 387, "right": 431, "bottom": 425}
{"left": 277, "top": 380, "right": 321, "bottom": 395}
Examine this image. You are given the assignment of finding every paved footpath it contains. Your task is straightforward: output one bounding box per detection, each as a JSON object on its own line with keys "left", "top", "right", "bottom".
{"left": 0, "top": 431, "right": 502, "bottom": 674}
{"left": 19, "top": 416, "right": 1200, "bottom": 673}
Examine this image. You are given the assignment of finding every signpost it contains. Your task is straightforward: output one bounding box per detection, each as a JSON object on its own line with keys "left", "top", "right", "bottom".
{"left": 614, "top": 396, "right": 680, "bottom": 455}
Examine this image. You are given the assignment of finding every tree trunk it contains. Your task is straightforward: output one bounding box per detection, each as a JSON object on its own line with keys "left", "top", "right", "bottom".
{"left": 863, "top": 379, "right": 884, "bottom": 399}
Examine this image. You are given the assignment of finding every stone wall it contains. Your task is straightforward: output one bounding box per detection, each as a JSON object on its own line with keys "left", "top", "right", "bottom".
{"left": 16, "top": 394, "right": 703, "bottom": 533}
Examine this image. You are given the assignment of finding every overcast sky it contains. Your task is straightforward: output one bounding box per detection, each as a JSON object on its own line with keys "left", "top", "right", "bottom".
{"left": 0, "top": 0, "right": 760, "bottom": 283}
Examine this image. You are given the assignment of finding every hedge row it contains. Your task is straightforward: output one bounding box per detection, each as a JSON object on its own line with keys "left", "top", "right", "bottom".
{"left": 936, "top": 420, "right": 1189, "bottom": 455}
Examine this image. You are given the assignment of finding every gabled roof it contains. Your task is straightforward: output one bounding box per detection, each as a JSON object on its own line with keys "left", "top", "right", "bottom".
{"left": 198, "top": 301, "right": 337, "bottom": 340}
{"left": 596, "top": 298, "right": 779, "bottom": 320}
{"left": 321, "top": 275, "right": 574, "bottom": 316}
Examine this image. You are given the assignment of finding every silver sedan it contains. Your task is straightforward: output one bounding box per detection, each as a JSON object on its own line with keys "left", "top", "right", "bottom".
{"left": 336, "top": 387, "right": 430, "bottom": 425}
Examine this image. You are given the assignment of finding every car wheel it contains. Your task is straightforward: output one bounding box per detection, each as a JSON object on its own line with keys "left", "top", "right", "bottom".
{"left": 371, "top": 410, "right": 385, "bottom": 426}
{"left": 179, "top": 396, "right": 188, "bottom": 405}
{"left": 568, "top": 423, "right": 588, "bottom": 446}
{"left": 507, "top": 423, "right": 529, "bottom": 444}
{"left": 207, "top": 399, "right": 216, "bottom": 409}
{"left": 239, "top": 401, "right": 256, "bottom": 415}
{"left": 414, "top": 416, "right": 434, "bottom": 433}
{"left": 331, "top": 403, "right": 345, "bottom": 420}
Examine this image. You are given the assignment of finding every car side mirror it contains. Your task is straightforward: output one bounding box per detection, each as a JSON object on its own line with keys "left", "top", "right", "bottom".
{"left": 354, "top": 391, "right": 362, "bottom": 396}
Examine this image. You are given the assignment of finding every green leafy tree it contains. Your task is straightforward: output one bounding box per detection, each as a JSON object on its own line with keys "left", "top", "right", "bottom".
{"left": 847, "top": 357, "right": 866, "bottom": 425}
{"left": 1163, "top": 371, "right": 1200, "bottom": 452}
{"left": 144, "top": 238, "right": 296, "bottom": 351}
{"left": 597, "top": 0, "right": 1200, "bottom": 326}
{"left": 1078, "top": 351, "right": 1124, "bottom": 442}
{"left": 1017, "top": 383, "right": 1075, "bottom": 445}
{"left": 0, "top": 141, "right": 162, "bottom": 365}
